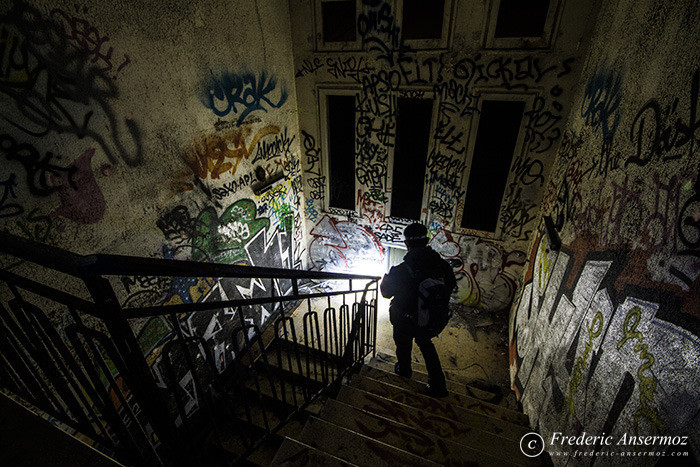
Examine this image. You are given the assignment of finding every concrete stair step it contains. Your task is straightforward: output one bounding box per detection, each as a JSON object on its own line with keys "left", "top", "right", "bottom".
{"left": 271, "top": 438, "right": 357, "bottom": 466}
{"left": 360, "top": 365, "right": 529, "bottom": 426}
{"left": 227, "top": 400, "right": 309, "bottom": 439}
{"left": 372, "top": 351, "right": 520, "bottom": 411}
{"left": 318, "top": 398, "right": 523, "bottom": 466}
{"left": 335, "top": 384, "right": 541, "bottom": 466}
{"left": 242, "top": 369, "right": 325, "bottom": 415}
{"left": 297, "top": 416, "right": 440, "bottom": 466}
{"left": 264, "top": 342, "right": 342, "bottom": 386}
{"left": 366, "top": 357, "right": 485, "bottom": 398}
{"left": 349, "top": 374, "right": 530, "bottom": 441}
{"left": 216, "top": 422, "right": 282, "bottom": 466}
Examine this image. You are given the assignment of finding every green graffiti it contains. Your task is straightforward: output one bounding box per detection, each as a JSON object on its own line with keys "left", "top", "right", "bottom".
{"left": 561, "top": 311, "right": 603, "bottom": 423}
{"left": 192, "top": 199, "right": 269, "bottom": 263}
{"left": 617, "top": 306, "right": 664, "bottom": 434}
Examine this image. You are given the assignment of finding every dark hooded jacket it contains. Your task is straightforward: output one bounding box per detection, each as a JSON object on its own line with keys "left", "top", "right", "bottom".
{"left": 381, "top": 246, "right": 456, "bottom": 332}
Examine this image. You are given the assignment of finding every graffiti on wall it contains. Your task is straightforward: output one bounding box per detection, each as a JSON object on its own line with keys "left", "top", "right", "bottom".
{"left": 301, "top": 130, "right": 325, "bottom": 202}
{"left": 201, "top": 70, "right": 288, "bottom": 126}
{"left": 309, "top": 215, "right": 384, "bottom": 273}
{"left": 50, "top": 4, "right": 131, "bottom": 80}
{"left": 182, "top": 125, "right": 280, "bottom": 182}
{"left": 291, "top": 2, "right": 582, "bottom": 314}
{"left": 119, "top": 194, "right": 304, "bottom": 412}
{"left": 432, "top": 54, "right": 573, "bottom": 234}
{"left": 545, "top": 67, "right": 700, "bottom": 295}
{"left": 157, "top": 199, "right": 270, "bottom": 264}
{"left": 296, "top": 56, "right": 375, "bottom": 83}
{"left": 427, "top": 227, "right": 525, "bottom": 312}
{"left": 49, "top": 148, "right": 107, "bottom": 224}
{"left": 0, "top": 131, "right": 109, "bottom": 225}
{"left": 0, "top": 1, "right": 143, "bottom": 167}
{"left": 511, "top": 231, "right": 700, "bottom": 456}
{"left": 0, "top": 173, "right": 22, "bottom": 218}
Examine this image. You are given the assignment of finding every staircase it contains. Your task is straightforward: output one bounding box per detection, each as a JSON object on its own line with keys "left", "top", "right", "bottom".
{"left": 265, "top": 353, "right": 549, "bottom": 466}
{"left": 0, "top": 231, "right": 547, "bottom": 466}
{"left": 210, "top": 338, "right": 346, "bottom": 465}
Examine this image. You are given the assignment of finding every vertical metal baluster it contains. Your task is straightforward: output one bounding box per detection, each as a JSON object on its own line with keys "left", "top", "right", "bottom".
{"left": 83, "top": 276, "right": 181, "bottom": 465}
{"left": 274, "top": 319, "right": 287, "bottom": 408}
{"left": 303, "top": 313, "right": 313, "bottom": 401}
{"left": 311, "top": 312, "right": 322, "bottom": 383}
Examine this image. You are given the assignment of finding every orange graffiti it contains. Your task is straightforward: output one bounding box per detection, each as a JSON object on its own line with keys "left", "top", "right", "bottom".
{"left": 181, "top": 125, "right": 280, "bottom": 183}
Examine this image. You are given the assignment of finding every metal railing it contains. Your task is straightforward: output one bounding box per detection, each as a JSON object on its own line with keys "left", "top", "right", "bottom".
{"left": 0, "top": 232, "right": 379, "bottom": 465}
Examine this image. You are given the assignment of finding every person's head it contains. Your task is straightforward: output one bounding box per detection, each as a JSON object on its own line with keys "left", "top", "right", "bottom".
{"left": 403, "top": 223, "right": 428, "bottom": 250}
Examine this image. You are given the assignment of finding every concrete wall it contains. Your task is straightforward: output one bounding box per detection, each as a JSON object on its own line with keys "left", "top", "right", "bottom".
{"left": 0, "top": 0, "right": 305, "bottom": 422}
{"left": 510, "top": 0, "right": 700, "bottom": 461}
{"left": 0, "top": 0, "right": 304, "bottom": 316}
{"left": 291, "top": 0, "right": 600, "bottom": 312}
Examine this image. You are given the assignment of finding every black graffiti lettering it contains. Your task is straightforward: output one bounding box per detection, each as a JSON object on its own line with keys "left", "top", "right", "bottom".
{"left": 356, "top": 87, "right": 396, "bottom": 118}
{"left": 433, "top": 121, "right": 465, "bottom": 154}
{"left": 524, "top": 96, "right": 562, "bottom": 154}
{"left": 0, "top": 173, "right": 23, "bottom": 218}
{"left": 678, "top": 195, "right": 700, "bottom": 249}
{"left": 511, "top": 156, "right": 545, "bottom": 186}
{"left": 0, "top": 133, "right": 77, "bottom": 197}
{"left": 210, "top": 170, "right": 257, "bottom": 201}
{"left": 628, "top": 69, "right": 700, "bottom": 168}
{"left": 295, "top": 57, "right": 322, "bottom": 78}
{"left": 580, "top": 68, "right": 622, "bottom": 142}
{"left": 427, "top": 171, "right": 461, "bottom": 192}
{"left": 452, "top": 54, "right": 574, "bottom": 93}
{"left": 156, "top": 205, "right": 196, "bottom": 242}
{"left": 356, "top": 117, "right": 395, "bottom": 146}
{"left": 426, "top": 148, "right": 466, "bottom": 174}
{"left": 551, "top": 178, "right": 582, "bottom": 231}
{"left": 397, "top": 55, "right": 438, "bottom": 85}
{"left": 356, "top": 164, "right": 387, "bottom": 190}
{"left": 361, "top": 70, "right": 402, "bottom": 95}
{"left": 325, "top": 56, "right": 374, "bottom": 83}
{"left": 557, "top": 57, "right": 575, "bottom": 78}
{"left": 252, "top": 127, "right": 295, "bottom": 163}
{"left": 429, "top": 199, "right": 453, "bottom": 219}
{"left": 301, "top": 130, "right": 322, "bottom": 177}
{"left": 0, "top": 2, "right": 143, "bottom": 166}
{"left": 498, "top": 182, "right": 538, "bottom": 240}
{"left": 587, "top": 141, "right": 621, "bottom": 178}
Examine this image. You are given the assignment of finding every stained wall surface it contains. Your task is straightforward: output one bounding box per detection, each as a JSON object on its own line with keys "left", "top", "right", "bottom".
{"left": 0, "top": 0, "right": 307, "bottom": 418}
{"left": 0, "top": 0, "right": 304, "bottom": 316}
{"left": 290, "top": 0, "right": 601, "bottom": 312}
{"left": 510, "top": 0, "right": 700, "bottom": 461}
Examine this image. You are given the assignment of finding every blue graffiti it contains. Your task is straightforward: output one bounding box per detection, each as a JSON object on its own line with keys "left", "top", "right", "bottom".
{"left": 201, "top": 70, "right": 288, "bottom": 125}
{"left": 580, "top": 65, "right": 623, "bottom": 142}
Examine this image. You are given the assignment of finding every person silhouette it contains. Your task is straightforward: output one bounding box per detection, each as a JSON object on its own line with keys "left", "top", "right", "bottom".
{"left": 380, "top": 223, "right": 456, "bottom": 397}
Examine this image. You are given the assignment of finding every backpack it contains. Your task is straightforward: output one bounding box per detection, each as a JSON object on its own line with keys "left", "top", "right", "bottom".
{"left": 407, "top": 266, "right": 452, "bottom": 337}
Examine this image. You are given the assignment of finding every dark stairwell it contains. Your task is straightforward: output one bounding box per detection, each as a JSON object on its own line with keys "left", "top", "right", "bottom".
{"left": 1, "top": 0, "right": 700, "bottom": 465}
{"left": 0, "top": 231, "right": 544, "bottom": 466}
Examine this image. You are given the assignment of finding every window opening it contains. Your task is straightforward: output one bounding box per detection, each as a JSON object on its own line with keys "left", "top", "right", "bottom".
{"left": 494, "top": 0, "right": 550, "bottom": 38}
{"left": 402, "top": 0, "right": 445, "bottom": 40}
{"left": 460, "top": 100, "right": 525, "bottom": 231}
{"left": 327, "top": 94, "right": 356, "bottom": 210}
{"left": 322, "top": 1, "right": 357, "bottom": 42}
{"left": 390, "top": 97, "right": 433, "bottom": 220}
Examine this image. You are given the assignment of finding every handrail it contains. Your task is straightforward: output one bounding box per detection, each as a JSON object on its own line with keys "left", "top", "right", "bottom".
{"left": 0, "top": 231, "right": 97, "bottom": 277}
{"left": 88, "top": 253, "right": 379, "bottom": 281}
{"left": 0, "top": 231, "right": 377, "bottom": 281}
{"left": 0, "top": 230, "right": 381, "bottom": 465}
{"left": 234, "top": 277, "right": 378, "bottom": 461}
